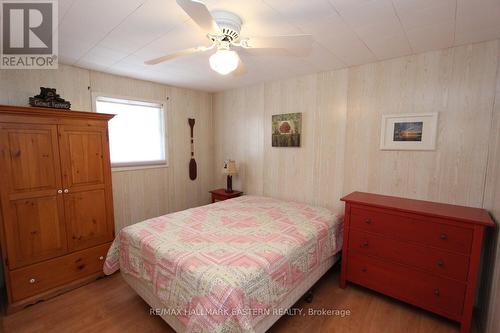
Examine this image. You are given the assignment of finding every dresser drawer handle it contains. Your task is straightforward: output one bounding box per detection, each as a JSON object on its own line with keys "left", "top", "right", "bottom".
{"left": 364, "top": 219, "right": 372, "bottom": 225}
{"left": 440, "top": 233, "right": 448, "bottom": 240}
{"left": 437, "top": 260, "right": 444, "bottom": 268}
{"left": 361, "top": 267, "right": 367, "bottom": 273}
{"left": 99, "top": 256, "right": 104, "bottom": 261}
{"left": 433, "top": 289, "right": 440, "bottom": 296}
{"left": 29, "top": 278, "right": 36, "bottom": 284}
{"left": 362, "top": 241, "right": 369, "bottom": 247}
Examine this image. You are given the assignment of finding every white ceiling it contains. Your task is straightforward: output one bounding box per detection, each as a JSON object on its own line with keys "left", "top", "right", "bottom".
{"left": 58, "top": 0, "right": 500, "bottom": 92}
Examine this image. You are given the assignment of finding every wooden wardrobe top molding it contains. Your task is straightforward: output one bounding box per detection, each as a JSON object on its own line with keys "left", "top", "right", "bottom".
{"left": 341, "top": 191, "right": 494, "bottom": 227}
{"left": 0, "top": 105, "right": 114, "bottom": 121}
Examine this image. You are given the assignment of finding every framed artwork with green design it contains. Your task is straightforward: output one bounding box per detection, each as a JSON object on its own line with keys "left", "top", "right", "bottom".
{"left": 272, "top": 112, "right": 302, "bottom": 147}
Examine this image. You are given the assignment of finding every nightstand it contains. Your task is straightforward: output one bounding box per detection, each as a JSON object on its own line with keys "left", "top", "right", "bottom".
{"left": 209, "top": 188, "right": 243, "bottom": 203}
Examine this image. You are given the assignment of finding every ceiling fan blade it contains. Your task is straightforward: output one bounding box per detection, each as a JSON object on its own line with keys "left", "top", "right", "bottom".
{"left": 176, "top": 0, "right": 220, "bottom": 33}
{"left": 145, "top": 47, "right": 209, "bottom": 65}
{"left": 232, "top": 53, "right": 247, "bottom": 76}
{"left": 241, "top": 34, "right": 313, "bottom": 49}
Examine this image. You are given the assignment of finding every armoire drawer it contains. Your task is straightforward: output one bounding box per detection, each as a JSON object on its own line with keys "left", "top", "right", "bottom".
{"left": 347, "top": 252, "right": 466, "bottom": 320}
{"left": 350, "top": 207, "right": 474, "bottom": 254}
{"left": 9, "top": 242, "right": 110, "bottom": 302}
{"left": 348, "top": 229, "right": 470, "bottom": 281}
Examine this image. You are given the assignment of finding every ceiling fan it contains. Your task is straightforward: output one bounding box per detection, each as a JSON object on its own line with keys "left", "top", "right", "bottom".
{"left": 145, "top": 0, "right": 313, "bottom": 76}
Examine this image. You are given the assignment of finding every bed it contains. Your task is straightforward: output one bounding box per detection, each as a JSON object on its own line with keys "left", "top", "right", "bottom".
{"left": 104, "top": 195, "right": 343, "bottom": 333}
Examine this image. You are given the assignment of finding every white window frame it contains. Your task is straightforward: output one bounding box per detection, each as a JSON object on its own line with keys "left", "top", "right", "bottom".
{"left": 92, "top": 93, "right": 168, "bottom": 171}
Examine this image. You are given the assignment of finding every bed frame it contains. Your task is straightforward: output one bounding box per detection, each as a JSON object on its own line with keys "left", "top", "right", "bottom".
{"left": 122, "top": 253, "right": 340, "bottom": 333}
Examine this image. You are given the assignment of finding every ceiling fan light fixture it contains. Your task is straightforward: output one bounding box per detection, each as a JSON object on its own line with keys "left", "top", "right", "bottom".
{"left": 209, "top": 49, "right": 239, "bottom": 75}
{"left": 145, "top": 1, "right": 314, "bottom": 77}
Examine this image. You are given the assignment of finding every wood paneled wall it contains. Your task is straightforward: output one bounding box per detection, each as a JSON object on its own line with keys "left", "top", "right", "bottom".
{"left": 0, "top": 65, "right": 92, "bottom": 111}
{"left": 213, "top": 84, "right": 266, "bottom": 196}
{"left": 344, "top": 41, "right": 498, "bottom": 207}
{"left": 214, "top": 70, "right": 348, "bottom": 212}
{"left": 0, "top": 65, "right": 214, "bottom": 232}
{"left": 214, "top": 40, "right": 499, "bottom": 210}
{"left": 483, "top": 43, "right": 500, "bottom": 333}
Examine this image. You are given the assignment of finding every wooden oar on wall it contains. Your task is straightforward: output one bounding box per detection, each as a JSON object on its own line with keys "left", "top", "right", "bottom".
{"left": 188, "top": 118, "right": 197, "bottom": 180}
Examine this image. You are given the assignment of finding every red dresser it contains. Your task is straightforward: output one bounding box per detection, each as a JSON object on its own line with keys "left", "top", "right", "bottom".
{"left": 340, "top": 192, "right": 495, "bottom": 333}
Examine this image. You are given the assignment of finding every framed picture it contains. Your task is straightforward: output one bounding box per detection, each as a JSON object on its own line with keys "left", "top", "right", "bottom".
{"left": 380, "top": 113, "right": 438, "bottom": 150}
{"left": 272, "top": 113, "right": 302, "bottom": 147}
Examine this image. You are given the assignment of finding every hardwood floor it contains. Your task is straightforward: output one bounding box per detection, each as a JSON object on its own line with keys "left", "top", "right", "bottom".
{"left": 2, "top": 265, "right": 463, "bottom": 333}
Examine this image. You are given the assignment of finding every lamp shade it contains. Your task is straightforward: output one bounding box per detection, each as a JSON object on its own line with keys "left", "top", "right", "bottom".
{"left": 222, "top": 160, "right": 238, "bottom": 175}
{"left": 209, "top": 49, "right": 239, "bottom": 75}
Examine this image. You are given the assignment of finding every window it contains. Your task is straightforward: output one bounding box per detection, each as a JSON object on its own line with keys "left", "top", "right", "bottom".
{"left": 95, "top": 96, "right": 166, "bottom": 168}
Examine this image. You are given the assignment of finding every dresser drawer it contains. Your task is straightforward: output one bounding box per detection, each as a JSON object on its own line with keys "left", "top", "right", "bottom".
{"left": 347, "top": 252, "right": 466, "bottom": 320}
{"left": 9, "top": 243, "right": 110, "bottom": 302}
{"left": 350, "top": 207, "right": 473, "bottom": 254}
{"left": 348, "top": 230, "right": 470, "bottom": 281}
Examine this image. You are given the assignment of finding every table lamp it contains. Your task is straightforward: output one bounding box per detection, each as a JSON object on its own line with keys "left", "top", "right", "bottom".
{"left": 222, "top": 160, "right": 238, "bottom": 193}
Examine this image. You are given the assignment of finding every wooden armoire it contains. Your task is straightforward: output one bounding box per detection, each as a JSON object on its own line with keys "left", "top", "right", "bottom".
{"left": 0, "top": 105, "right": 115, "bottom": 312}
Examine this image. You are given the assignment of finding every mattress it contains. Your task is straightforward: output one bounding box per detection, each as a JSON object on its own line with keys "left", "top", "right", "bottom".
{"left": 104, "top": 195, "right": 343, "bottom": 333}
{"left": 122, "top": 254, "right": 339, "bottom": 333}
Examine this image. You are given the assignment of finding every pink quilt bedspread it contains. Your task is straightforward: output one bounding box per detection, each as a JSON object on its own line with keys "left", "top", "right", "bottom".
{"left": 104, "top": 195, "right": 343, "bottom": 332}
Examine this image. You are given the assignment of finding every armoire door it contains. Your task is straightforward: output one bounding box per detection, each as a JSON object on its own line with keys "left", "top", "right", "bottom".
{"left": 58, "top": 125, "right": 114, "bottom": 251}
{"left": 0, "top": 124, "right": 67, "bottom": 269}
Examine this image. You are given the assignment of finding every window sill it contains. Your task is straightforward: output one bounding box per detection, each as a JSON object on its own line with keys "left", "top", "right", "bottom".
{"left": 111, "top": 162, "right": 168, "bottom": 173}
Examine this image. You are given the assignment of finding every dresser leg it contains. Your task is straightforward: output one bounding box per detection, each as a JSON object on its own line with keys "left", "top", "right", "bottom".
{"left": 339, "top": 280, "right": 346, "bottom": 289}
{"left": 339, "top": 274, "right": 346, "bottom": 289}
{"left": 339, "top": 255, "right": 347, "bottom": 289}
{"left": 460, "top": 226, "right": 483, "bottom": 333}
{"left": 460, "top": 315, "right": 472, "bottom": 333}
{"left": 459, "top": 290, "right": 474, "bottom": 333}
